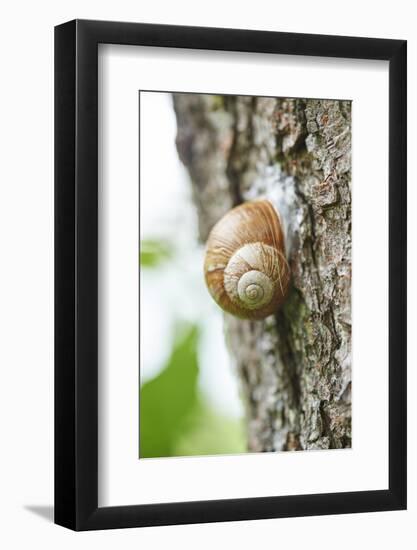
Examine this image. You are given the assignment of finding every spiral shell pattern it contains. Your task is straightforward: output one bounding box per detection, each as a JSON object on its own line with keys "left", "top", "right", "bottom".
{"left": 204, "top": 200, "right": 290, "bottom": 320}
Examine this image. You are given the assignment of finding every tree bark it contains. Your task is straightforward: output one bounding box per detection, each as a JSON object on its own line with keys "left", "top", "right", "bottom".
{"left": 173, "top": 93, "right": 352, "bottom": 452}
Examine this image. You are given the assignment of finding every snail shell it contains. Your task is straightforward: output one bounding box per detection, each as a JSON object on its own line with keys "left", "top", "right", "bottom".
{"left": 204, "top": 200, "right": 290, "bottom": 320}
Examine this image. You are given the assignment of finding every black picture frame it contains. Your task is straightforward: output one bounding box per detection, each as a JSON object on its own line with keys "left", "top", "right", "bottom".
{"left": 55, "top": 19, "right": 407, "bottom": 531}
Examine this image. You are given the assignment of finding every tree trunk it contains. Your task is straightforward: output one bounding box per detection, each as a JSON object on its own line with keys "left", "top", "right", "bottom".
{"left": 173, "top": 94, "right": 352, "bottom": 452}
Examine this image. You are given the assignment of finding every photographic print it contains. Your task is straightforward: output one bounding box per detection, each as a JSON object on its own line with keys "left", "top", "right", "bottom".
{"left": 55, "top": 21, "right": 406, "bottom": 529}
{"left": 139, "top": 91, "right": 352, "bottom": 459}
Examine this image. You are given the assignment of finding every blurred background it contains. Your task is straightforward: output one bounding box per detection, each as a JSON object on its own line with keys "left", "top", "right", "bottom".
{"left": 139, "top": 92, "right": 245, "bottom": 458}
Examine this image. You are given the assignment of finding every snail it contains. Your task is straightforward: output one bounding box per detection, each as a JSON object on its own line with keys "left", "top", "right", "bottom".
{"left": 204, "top": 199, "right": 291, "bottom": 320}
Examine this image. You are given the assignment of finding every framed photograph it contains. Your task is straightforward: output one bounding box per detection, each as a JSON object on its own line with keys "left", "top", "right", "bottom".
{"left": 55, "top": 19, "right": 406, "bottom": 530}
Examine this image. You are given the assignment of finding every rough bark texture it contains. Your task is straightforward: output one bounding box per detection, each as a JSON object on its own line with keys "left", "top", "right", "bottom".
{"left": 173, "top": 94, "right": 352, "bottom": 452}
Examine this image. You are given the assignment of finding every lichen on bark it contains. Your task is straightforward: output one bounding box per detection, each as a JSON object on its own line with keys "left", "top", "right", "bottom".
{"left": 173, "top": 93, "right": 352, "bottom": 452}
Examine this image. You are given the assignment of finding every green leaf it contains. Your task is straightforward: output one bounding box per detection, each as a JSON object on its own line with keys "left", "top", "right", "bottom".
{"left": 140, "top": 239, "right": 172, "bottom": 268}
{"left": 139, "top": 325, "right": 199, "bottom": 458}
{"left": 172, "top": 400, "right": 246, "bottom": 457}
